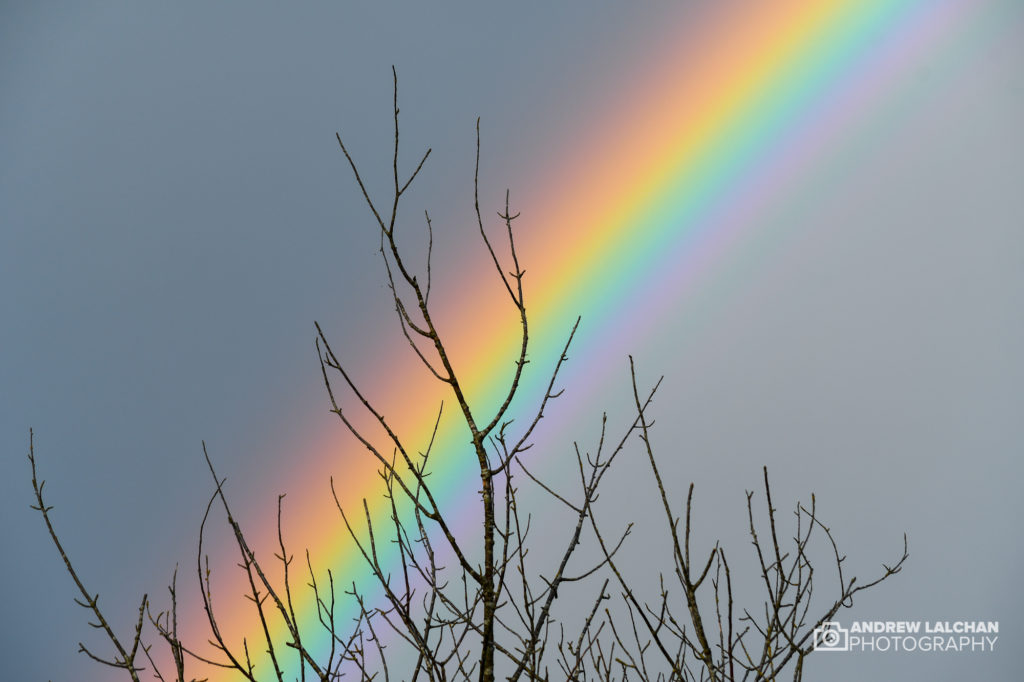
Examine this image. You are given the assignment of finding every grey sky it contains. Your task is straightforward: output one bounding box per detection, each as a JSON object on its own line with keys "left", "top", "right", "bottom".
{"left": 2, "top": 3, "right": 1022, "bottom": 680}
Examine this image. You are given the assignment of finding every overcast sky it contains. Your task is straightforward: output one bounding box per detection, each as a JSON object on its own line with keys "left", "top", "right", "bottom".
{"left": 2, "top": 2, "right": 1022, "bottom": 680}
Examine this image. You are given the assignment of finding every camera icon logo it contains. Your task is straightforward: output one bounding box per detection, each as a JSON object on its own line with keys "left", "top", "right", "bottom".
{"left": 813, "top": 622, "right": 849, "bottom": 652}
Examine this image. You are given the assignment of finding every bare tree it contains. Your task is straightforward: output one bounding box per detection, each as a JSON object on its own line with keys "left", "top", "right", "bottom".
{"left": 29, "top": 71, "right": 907, "bottom": 682}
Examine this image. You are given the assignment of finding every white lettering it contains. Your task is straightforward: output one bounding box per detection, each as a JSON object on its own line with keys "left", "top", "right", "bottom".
{"left": 820, "top": 621, "right": 999, "bottom": 653}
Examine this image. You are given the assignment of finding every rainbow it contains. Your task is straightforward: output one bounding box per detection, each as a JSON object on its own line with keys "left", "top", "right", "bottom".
{"left": 181, "top": 0, "right": 977, "bottom": 678}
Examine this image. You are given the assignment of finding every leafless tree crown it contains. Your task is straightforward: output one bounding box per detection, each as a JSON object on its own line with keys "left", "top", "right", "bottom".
{"left": 29, "top": 70, "right": 907, "bottom": 682}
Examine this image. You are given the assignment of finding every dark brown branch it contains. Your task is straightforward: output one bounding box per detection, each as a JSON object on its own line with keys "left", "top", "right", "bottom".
{"left": 28, "top": 430, "right": 146, "bottom": 682}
